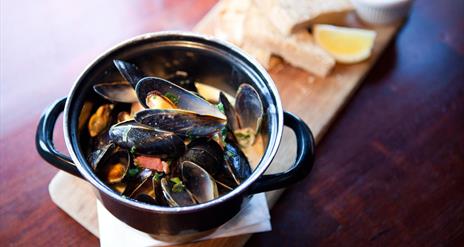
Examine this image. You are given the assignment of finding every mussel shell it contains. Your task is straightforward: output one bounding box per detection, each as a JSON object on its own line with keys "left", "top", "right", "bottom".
{"left": 180, "top": 161, "right": 218, "bottom": 203}
{"left": 219, "top": 92, "right": 240, "bottom": 132}
{"left": 135, "top": 77, "right": 225, "bottom": 119}
{"left": 108, "top": 120, "right": 185, "bottom": 157}
{"left": 93, "top": 81, "right": 138, "bottom": 103}
{"left": 224, "top": 142, "right": 252, "bottom": 184}
{"left": 88, "top": 143, "right": 115, "bottom": 171}
{"left": 135, "top": 109, "right": 226, "bottom": 137}
{"left": 113, "top": 60, "right": 145, "bottom": 88}
{"left": 181, "top": 138, "right": 224, "bottom": 176}
{"left": 96, "top": 150, "right": 130, "bottom": 184}
{"left": 160, "top": 178, "right": 196, "bottom": 207}
{"left": 235, "top": 83, "right": 263, "bottom": 132}
{"left": 123, "top": 168, "right": 152, "bottom": 196}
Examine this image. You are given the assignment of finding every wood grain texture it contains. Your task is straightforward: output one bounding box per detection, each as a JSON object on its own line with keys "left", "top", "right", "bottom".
{"left": 1, "top": 0, "right": 463, "bottom": 246}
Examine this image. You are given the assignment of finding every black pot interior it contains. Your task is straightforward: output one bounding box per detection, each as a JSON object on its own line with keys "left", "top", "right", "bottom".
{"left": 67, "top": 34, "right": 280, "bottom": 205}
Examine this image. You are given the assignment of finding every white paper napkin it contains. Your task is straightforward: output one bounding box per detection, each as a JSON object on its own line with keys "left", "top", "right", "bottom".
{"left": 97, "top": 193, "right": 271, "bottom": 247}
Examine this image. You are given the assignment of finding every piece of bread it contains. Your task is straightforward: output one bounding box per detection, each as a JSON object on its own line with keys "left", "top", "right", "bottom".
{"left": 243, "top": 3, "right": 335, "bottom": 77}
{"left": 199, "top": 0, "right": 271, "bottom": 68}
{"left": 258, "top": 0, "right": 353, "bottom": 35}
{"left": 241, "top": 42, "right": 272, "bottom": 69}
{"left": 212, "top": 0, "right": 251, "bottom": 46}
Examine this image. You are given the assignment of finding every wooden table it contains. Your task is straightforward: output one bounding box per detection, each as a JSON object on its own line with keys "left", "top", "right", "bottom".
{"left": 1, "top": 0, "right": 463, "bottom": 246}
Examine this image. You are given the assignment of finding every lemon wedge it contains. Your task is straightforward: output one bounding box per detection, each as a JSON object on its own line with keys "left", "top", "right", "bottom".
{"left": 314, "top": 24, "right": 377, "bottom": 64}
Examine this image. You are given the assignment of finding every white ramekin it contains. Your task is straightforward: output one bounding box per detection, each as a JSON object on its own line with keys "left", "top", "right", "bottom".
{"left": 350, "top": 0, "right": 413, "bottom": 25}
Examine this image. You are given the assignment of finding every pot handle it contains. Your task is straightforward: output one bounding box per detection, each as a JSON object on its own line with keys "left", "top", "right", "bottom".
{"left": 36, "top": 97, "right": 83, "bottom": 178}
{"left": 247, "top": 111, "right": 315, "bottom": 194}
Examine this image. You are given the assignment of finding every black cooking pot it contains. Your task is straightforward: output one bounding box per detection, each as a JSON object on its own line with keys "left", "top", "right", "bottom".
{"left": 35, "top": 32, "right": 315, "bottom": 242}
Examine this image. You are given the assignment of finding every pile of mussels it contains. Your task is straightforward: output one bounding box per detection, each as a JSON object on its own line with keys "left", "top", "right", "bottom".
{"left": 84, "top": 60, "right": 264, "bottom": 207}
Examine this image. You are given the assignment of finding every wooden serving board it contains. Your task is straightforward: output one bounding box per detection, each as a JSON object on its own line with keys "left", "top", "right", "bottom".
{"left": 49, "top": 0, "right": 401, "bottom": 246}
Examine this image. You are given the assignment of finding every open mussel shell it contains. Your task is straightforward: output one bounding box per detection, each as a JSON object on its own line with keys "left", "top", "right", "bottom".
{"left": 160, "top": 178, "right": 196, "bottom": 207}
{"left": 113, "top": 60, "right": 145, "bottom": 88}
{"left": 181, "top": 161, "right": 218, "bottom": 203}
{"left": 123, "top": 168, "right": 152, "bottom": 195}
{"left": 235, "top": 83, "right": 263, "bottom": 133}
{"left": 224, "top": 143, "right": 252, "bottom": 185}
{"left": 108, "top": 120, "right": 185, "bottom": 157}
{"left": 88, "top": 143, "right": 115, "bottom": 171}
{"left": 126, "top": 171, "right": 166, "bottom": 205}
{"left": 97, "top": 150, "right": 131, "bottom": 184}
{"left": 93, "top": 81, "right": 138, "bottom": 103}
{"left": 135, "top": 77, "right": 226, "bottom": 119}
{"left": 181, "top": 138, "right": 224, "bottom": 176}
{"left": 135, "top": 109, "right": 226, "bottom": 137}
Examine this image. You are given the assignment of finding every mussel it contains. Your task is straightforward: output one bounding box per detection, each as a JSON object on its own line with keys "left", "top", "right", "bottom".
{"left": 88, "top": 104, "right": 114, "bottom": 137}
{"left": 96, "top": 149, "right": 131, "bottom": 185}
{"left": 135, "top": 109, "right": 226, "bottom": 137}
{"left": 180, "top": 161, "right": 218, "bottom": 203}
{"left": 223, "top": 143, "right": 252, "bottom": 184}
{"left": 108, "top": 120, "right": 185, "bottom": 157}
{"left": 88, "top": 143, "right": 115, "bottom": 171}
{"left": 181, "top": 138, "right": 224, "bottom": 176}
{"left": 220, "top": 83, "right": 264, "bottom": 148}
{"left": 136, "top": 77, "right": 226, "bottom": 120}
{"left": 160, "top": 161, "right": 218, "bottom": 207}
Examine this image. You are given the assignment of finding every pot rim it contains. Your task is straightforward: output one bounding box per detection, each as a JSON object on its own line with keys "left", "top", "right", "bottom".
{"left": 63, "top": 31, "right": 283, "bottom": 214}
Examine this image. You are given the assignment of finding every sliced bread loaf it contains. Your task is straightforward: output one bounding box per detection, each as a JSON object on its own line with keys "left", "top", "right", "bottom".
{"left": 243, "top": 3, "right": 335, "bottom": 77}
{"left": 259, "top": 0, "right": 353, "bottom": 35}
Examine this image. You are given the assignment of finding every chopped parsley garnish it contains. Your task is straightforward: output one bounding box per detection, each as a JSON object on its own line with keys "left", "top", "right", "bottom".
{"left": 221, "top": 127, "right": 228, "bottom": 137}
{"left": 130, "top": 146, "right": 137, "bottom": 154}
{"left": 216, "top": 102, "right": 225, "bottom": 114}
{"left": 153, "top": 172, "right": 164, "bottom": 183}
{"left": 127, "top": 167, "right": 141, "bottom": 177}
{"left": 170, "top": 177, "right": 185, "bottom": 193}
{"left": 164, "top": 92, "right": 179, "bottom": 105}
{"left": 170, "top": 177, "right": 182, "bottom": 184}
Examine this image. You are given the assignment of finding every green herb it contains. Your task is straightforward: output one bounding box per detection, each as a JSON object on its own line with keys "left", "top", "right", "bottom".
{"left": 153, "top": 172, "right": 164, "bottom": 183}
{"left": 219, "top": 127, "right": 228, "bottom": 142}
{"left": 216, "top": 102, "right": 225, "bottom": 114}
{"left": 170, "top": 177, "right": 185, "bottom": 193}
{"left": 164, "top": 92, "right": 179, "bottom": 105}
{"left": 226, "top": 150, "right": 235, "bottom": 158}
{"left": 221, "top": 127, "right": 228, "bottom": 137}
{"left": 130, "top": 146, "right": 137, "bottom": 154}
{"left": 127, "top": 167, "right": 140, "bottom": 177}
{"left": 170, "top": 177, "right": 182, "bottom": 184}
{"left": 172, "top": 183, "right": 185, "bottom": 193}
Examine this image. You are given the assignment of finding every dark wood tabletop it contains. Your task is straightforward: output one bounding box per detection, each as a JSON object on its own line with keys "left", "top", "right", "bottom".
{"left": 1, "top": 0, "right": 463, "bottom": 246}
